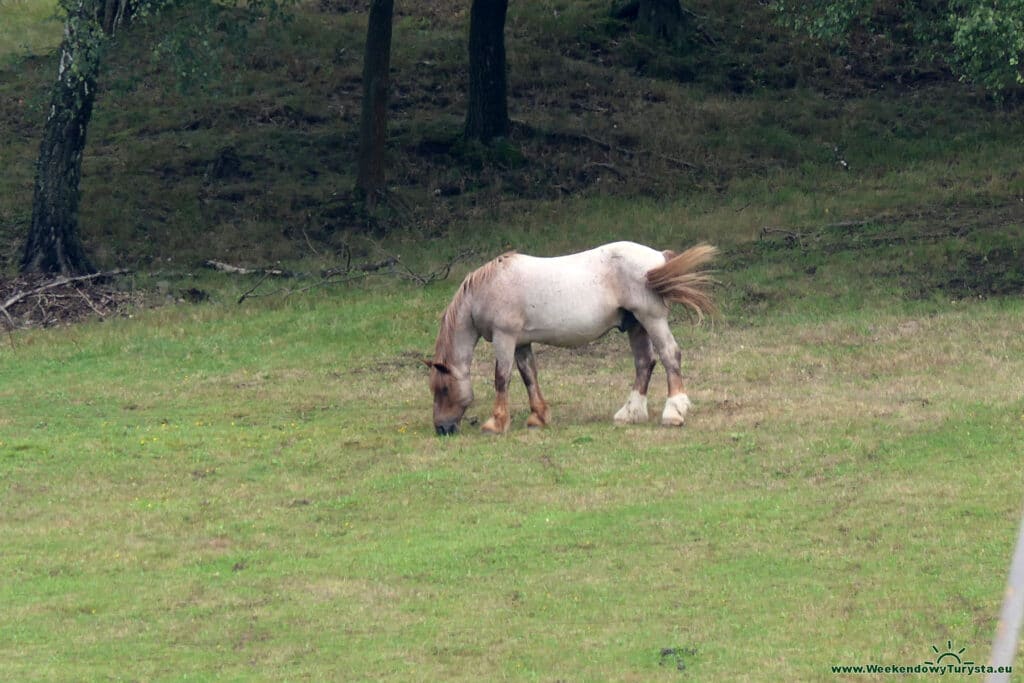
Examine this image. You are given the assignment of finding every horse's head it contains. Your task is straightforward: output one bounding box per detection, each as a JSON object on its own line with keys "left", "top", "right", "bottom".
{"left": 425, "top": 359, "right": 474, "bottom": 435}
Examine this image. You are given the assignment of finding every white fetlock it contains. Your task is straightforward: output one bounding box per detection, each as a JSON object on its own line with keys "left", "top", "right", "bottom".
{"left": 661, "top": 394, "right": 692, "bottom": 427}
{"left": 614, "top": 390, "right": 649, "bottom": 424}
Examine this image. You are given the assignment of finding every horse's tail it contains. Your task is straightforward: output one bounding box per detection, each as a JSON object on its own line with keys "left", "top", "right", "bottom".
{"left": 646, "top": 243, "right": 718, "bottom": 322}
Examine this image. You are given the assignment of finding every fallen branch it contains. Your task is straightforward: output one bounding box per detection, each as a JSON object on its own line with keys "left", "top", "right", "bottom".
{"left": 236, "top": 272, "right": 274, "bottom": 304}
{"left": 386, "top": 248, "right": 477, "bottom": 286}
{"left": 759, "top": 226, "right": 802, "bottom": 243}
{"left": 73, "top": 286, "right": 106, "bottom": 318}
{"left": 584, "top": 161, "right": 626, "bottom": 178}
{"left": 321, "top": 257, "right": 396, "bottom": 279}
{"left": 204, "top": 260, "right": 293, "bottom": 277}
{"left": 235, "top": 254, "right": 398, "bottom": 303}
{"left": 236, "top": 272, "right": 373, "bottom": 303}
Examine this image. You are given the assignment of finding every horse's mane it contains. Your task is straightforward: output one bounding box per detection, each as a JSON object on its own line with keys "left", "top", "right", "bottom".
{"left": 434, "top": 251, "right": 516, "bottom": 362}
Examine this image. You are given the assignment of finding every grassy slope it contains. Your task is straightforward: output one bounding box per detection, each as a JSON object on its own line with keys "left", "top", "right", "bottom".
{"left": 0, "top": 0, "right": 60, "bottom": 59}
{"left": 2, "top": 0, "right": 1024, "bottom": 680}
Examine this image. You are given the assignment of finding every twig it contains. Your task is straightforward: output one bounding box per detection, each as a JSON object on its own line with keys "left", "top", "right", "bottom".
{"left": 571, "top": 132, "right": 699, "bottom": 170}
{"left": 301, "top": 228, "right": 321, "bottom": 257}
{"left": 584, "top": 161, "right": 626, "bottom": 178}
{"left": 320, "top": 257, "right": 395, "bottom": 279}
{"left": 284, "top": 272, "right": 371, "bottom": 297}
{"left": 237, "top": 272, "right": 273, "bottom": 304}
{"left": 759, "top": 226, "right": 802, "bottom": 242}
{"left": 73, "top": 286, "right": 106, "bottom": 318}
{"left": 388, "top": 247, "right": 477, "bottom": 286}
{"left": 239, "top": 272, "right": 373, "bottom": 301}
{"left": 1, "top": 304, "right": 16, "bottom": 348}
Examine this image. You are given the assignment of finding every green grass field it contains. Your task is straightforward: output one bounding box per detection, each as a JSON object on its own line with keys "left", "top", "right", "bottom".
{"left": 3, "top": 212, "right": 1023, "bottom": 679}
{"left": 3, "top": 0, "right": 1024, "bottom": 679}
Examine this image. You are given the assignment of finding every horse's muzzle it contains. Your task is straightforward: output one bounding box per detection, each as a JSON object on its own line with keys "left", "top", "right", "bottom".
{"left": 435, "top": 423, "right": 458, "bottom": 436}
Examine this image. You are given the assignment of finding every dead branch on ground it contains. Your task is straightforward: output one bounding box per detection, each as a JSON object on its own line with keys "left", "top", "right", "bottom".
{"left": 204, "top": 260, "right": 293, "bottom": 277}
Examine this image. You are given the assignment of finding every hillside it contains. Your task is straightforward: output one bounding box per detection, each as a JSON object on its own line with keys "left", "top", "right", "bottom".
{"left": 0, "top": 0, "right": 1022, "bottom": 298}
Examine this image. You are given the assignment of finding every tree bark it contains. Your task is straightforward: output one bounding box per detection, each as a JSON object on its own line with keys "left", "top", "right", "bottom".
{"left": 21, "top": 0, "right": 134, "bottom": 275}
{"left": 101, "top": 0, "right": 132, "bottom": 33}
{"left": 21, "top": 5, "right": 107, "bottom": 275}
{"left": 464, "top": 0, "right": 509, "bottom": 143}
{"left": 637, "top": 0, "right": 686, "bottom": 43}
{"left": 356, "top": 0, "right": 394, "bottom": 207}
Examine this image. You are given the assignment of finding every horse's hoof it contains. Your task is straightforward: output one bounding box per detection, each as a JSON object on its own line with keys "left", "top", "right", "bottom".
{"left": 660, "top": 394, "right": 691, "bottom": 427}
{"left": 481, "top": 417, "right": 507, "bottom": 434}
{"left": 614, "top": 391, "right": 649, "bottom": 424}
{"left": 526, "top": 413, "right": 547, "bottom": 429}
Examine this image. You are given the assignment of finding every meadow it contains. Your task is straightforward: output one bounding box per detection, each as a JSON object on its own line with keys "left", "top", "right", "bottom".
{"left": 2, "top": 0, "right": 1024, "bottom": 680}
{"left": 3, "top": 201, "right": 1024, "bottom": 680}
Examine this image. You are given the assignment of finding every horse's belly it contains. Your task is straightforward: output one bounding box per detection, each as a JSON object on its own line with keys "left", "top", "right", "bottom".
{"left": 521, "top": 300, "right": 619, "bottom": 347}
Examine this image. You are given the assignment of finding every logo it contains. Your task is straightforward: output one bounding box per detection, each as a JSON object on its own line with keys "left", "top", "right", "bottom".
{"left": 830, "top": 639, "right": 1012, "bottom": 676}
{"left": 924, "top": 640, "right": 974, "bottom": 668}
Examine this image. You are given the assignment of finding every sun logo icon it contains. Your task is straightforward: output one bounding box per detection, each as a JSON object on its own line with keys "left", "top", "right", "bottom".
{"left": 924, "top": 640, "right": 974, "bottom": 666}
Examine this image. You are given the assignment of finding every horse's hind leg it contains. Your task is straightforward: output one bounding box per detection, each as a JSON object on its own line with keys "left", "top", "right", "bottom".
{"left": 637, "top": 315, "right": 691, "bottom": 427}
{"left": 614, "top": 324, "right": 655, "bottom": 424}
{"left": 515, "top": 344, "right": 551, "bottom": 428}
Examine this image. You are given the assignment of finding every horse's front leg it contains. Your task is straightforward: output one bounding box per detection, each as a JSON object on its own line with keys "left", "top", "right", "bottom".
{"left": 481, "top": 333, "right": 516, "bottom": 434}
{"left": 515, "top": 344, "right": 551, "bottom": 428}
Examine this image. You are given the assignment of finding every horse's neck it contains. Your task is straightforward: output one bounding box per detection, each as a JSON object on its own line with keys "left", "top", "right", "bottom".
{"left": 436, "top": 295, "right": 479, "bottom": 374}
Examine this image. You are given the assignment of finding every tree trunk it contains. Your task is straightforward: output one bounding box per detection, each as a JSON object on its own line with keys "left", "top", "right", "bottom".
{"left": 21, "top": 0, "right": 134, "bottom": 276}
{"left": 464, "top": 0, "right": 509, "bottom": 143}
{"left": 100, "top": 0, "right": 132, "bottom": 34}
{"left": 356, "top": 0, "right": 394, "bottom": 208}
{"left": 637, "top": 0, "right": 686, "bottom": 43}
{"left": 21, "top": 6, "right": 107, "bottom": 275}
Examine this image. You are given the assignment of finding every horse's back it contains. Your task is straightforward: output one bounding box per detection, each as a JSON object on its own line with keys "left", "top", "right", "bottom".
{"left": 516, "top": 241, "right": 663, "bottom": 281}
{"left": 473, "top": 242, "right": 667, "bottom": 346}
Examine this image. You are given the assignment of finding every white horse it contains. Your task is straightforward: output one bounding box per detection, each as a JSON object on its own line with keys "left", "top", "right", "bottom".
{"left": 425, "top": 241, "right": 716, "bottom": 435}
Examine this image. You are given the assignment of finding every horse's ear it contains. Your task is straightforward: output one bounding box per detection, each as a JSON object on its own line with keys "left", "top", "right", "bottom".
{"left": 422, "top": 359, "right": 451, "bottom": 374}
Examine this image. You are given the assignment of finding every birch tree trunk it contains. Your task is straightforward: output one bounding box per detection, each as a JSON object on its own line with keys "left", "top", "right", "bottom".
{"left": 20, "top": 0, "right": 132, "bottom": 275}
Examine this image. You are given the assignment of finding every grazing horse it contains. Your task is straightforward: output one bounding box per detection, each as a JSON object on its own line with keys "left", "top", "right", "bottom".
{"left": 425, "top": 241, "right": 717, "bottom": 435}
